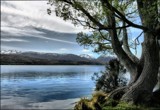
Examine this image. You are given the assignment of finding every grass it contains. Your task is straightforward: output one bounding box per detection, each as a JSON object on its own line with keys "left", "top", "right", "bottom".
{"left": 103, "top": 102, "right": 160, "bottom": 110}
{"left": 74, "top": 91, "right": 160, "bottom": 110}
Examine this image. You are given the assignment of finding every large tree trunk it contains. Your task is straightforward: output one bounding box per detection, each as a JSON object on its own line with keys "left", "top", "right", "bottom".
{"left": 120, "top": 0, "right": 159, "bottom": 104}
{"left": 104, "top": 0, "right": 160, "bottom": 104}
{"left": 121, "top": 33, "right": 159, "bottom": 104}
{"left": 101, "top": 0, "right": 159, "bottom": 105}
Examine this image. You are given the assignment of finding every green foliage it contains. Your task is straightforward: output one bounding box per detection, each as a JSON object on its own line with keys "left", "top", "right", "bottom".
{"left": 47, "top": 0, "right": 139, "bottom": 55}
{"left": 103, "top": 102, "right": 142, "bottom": 110}
{"left": 74, "top": 91, "right": 160, "bottom": 110}
{"left": 47, "top": 0, "right": 159, "bottom": 57}
{"left": 74, "top": 92, "right": 149, "bottom": 110}
{"left": 47, "top": 1, "right": 160, "bottom": 109}
{"left": 77, "top": 31, "right": 113, "bottom": 54}
{"left": 103, "top": 101, "right": 160, "bottom": 110}
{"left": 92, "top": 59, "right": 127, "bottom": 93}
{"left": 48, "top": 0, "right": 137, "bottom": 28}
{"left": 138, "top": 1, "right": 159, "bottom": 28}
{"left": 48, "top": 0, "right": 105, "bottom": 28}
{"left": 75, "top": 99, "right": 159, "bottom": 110}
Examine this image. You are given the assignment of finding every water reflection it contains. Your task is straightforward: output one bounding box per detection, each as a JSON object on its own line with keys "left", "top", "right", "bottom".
{"left": 1, "top": 71, "right": 86, "bottom": 79}
{"left": 1, "top": 65, "right": 105, "bottom": 109}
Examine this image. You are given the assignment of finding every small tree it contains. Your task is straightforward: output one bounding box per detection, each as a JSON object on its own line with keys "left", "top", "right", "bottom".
{"left": 93, "top": 59, "right": 127, "bottom": 93}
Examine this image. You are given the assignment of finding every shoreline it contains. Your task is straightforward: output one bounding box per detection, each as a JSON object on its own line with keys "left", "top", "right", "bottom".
{"left": 1, "top": 97, "right": 80, "bottom": 109}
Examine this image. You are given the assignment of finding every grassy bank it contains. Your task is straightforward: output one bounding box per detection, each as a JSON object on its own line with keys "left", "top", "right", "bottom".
{"left": 74, "top": 91, "right": 160, "bottom": 110}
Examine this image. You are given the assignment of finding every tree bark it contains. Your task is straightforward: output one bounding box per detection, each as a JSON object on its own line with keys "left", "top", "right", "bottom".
{"left": 120, "top": 0, "right": 159, "bottom": 104}
{"left": 122, "top": 21, "right": 142, "bottom": 85}
{"left": 122, "top": 21, "right": 139, "bottom": 65}
{"left": 108, "top": 86, "right": 128, "bottom": 100}
{"left": 121, "top": 33, "right": 159, "bottom": 104}
{"left": 71, "top": 0, "right": 159, "bottom": 105}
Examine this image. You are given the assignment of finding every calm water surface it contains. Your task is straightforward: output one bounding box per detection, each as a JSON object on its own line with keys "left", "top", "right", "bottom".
{"left": 1, "top": 65, "right": 105, "bottom": 109}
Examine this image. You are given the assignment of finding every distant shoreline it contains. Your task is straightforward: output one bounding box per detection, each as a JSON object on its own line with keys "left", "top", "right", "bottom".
{"left": 1, "top": 52, "right": 114, "bottom": 65}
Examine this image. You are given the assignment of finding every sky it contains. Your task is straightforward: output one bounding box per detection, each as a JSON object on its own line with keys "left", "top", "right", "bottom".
{"left": 1, "top": 1, "right": 143, "bottom": 58}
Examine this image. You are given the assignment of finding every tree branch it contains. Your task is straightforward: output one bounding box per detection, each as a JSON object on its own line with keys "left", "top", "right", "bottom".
{"left": 122, "top": 21, "right": 139, "bottom": 64}
{"left": 101, "top": 0, "right": 148, "bottom": 31}
{"left": 58, "top": 0, "right": 132, "bottom": 31}
{"left": 104, "top": 2, "right": 138, "bottom": 76}
{"left": 98, "top": 30, "right": 111, "bottom": 42}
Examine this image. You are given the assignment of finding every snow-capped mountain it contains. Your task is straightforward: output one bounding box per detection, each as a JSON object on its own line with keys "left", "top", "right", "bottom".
{"left": 79, "top": 54, "right": 95, "bottom": 60}
{"left": 1, "top": 50, "right": 22, "bottom": 54}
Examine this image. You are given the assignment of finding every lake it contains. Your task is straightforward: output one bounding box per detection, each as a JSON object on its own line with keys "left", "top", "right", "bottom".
{"left": 1, "top": 65, "right": 105, "bottom": 109}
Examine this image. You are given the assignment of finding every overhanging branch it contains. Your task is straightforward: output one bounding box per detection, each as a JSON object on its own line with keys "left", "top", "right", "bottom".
{"left": 58, "top": 0, "right": 132, "bottom": 31}
{"left": 101, "top": 0, "right": 148, "bottom": 31}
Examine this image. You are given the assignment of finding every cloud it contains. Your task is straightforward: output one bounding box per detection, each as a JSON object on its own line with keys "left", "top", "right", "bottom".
{"left": 1, "top": 1, "right": 86, "bottom": 33}
{"left": 1, "top": 1, "right": 98, "bottom": 57}
{"left": 56, "top": 48, "right": 72, "bottom": 54}
{"left": 1, "top": 26, "right": 45, "bottom": 37}
{"left": 1, "top": 26, "right": 77, "bottom": 45}
{"left": 1, "top": 38, "right": 29, "bottom": 42}
{"left": 43, "top": 37, "right": 77, "bottom": 45}
{"left": 88, "top": 53, "right": 94, "bottom": 57}
{"left": 1, "top": 45, "right": 27, "bottom": 51}
{"left": 82, "top": 49, "right": 90, "bottom": 53}
{"left": 59, "top": 48, "right": 69, "bottom": 51}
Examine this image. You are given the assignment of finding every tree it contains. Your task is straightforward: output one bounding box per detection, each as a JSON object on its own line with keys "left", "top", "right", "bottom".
{"left": 48, "top": 0, "right": 160, "bottom": 105}
{"left": 93, "top": 58, "right": 127, "bottom": 93}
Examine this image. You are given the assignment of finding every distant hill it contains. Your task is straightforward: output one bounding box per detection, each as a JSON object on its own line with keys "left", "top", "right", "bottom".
{"left": 1, "top": 51, "right": 115, "bottom": 65}
{"left": 97, "top": 56, "right": 115, "bottom": 64}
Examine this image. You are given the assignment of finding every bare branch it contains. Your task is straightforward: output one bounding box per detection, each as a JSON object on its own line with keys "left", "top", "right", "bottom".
{"left": 131, "top": 31, "right": 143, "bottom": 46}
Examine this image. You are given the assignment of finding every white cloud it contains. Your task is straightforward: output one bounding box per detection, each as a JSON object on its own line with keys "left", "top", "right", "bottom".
{"left": 82, "top": 49, "right": 90, "bottom": 53}
{"left": 1, "top": 1, "right": 87, "bottom": 33}
{"left": 1, "top": 38, "right": 29, "bottom": 42}
{"left": 38, "top": 36, "right": 77, "bottom": 45}
{"left": 60, "top": 48, "right": 69, "bottom": 51}
{"left": 55, "top": 48, "right": 70, "bottom": 53}
{"left": 1, "top": 26, "right": 45, "bottom": 36}
{"left": 1, "top": 45, "right": 27, "bottom": 51}
{"left": 1, "top": 26, "right": 77, "bottom": 45}
{"left": 0, "top": 1, "right": 98, "bottom": 57}
{"left": 87, "top": 53, "right": 94, "bottom": 57}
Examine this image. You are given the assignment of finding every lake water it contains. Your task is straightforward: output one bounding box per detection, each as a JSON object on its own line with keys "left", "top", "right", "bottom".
{"left": 1, "top": 65, "right": 105, "bottom": 109}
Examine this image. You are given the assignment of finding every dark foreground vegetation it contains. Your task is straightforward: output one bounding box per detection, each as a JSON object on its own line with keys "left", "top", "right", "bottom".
{"left": 75, "top": 59, "right": 160, "bottom": 110}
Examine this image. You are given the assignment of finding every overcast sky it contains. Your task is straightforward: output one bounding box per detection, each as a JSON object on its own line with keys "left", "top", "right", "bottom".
{"left": 1, "top": 1, "right": 142, "bottom": 58}
{"left": 1, "top": 1, "right": 98, "bottom": 57}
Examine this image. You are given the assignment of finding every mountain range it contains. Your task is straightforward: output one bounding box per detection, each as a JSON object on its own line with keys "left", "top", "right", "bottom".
{"left": 1, "top": 51, "right": 115, "bottom": 65}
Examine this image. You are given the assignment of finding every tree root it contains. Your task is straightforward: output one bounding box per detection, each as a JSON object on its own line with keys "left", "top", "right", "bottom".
{"left": 108, "top": 86, "right": 128, "bottom": 100}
